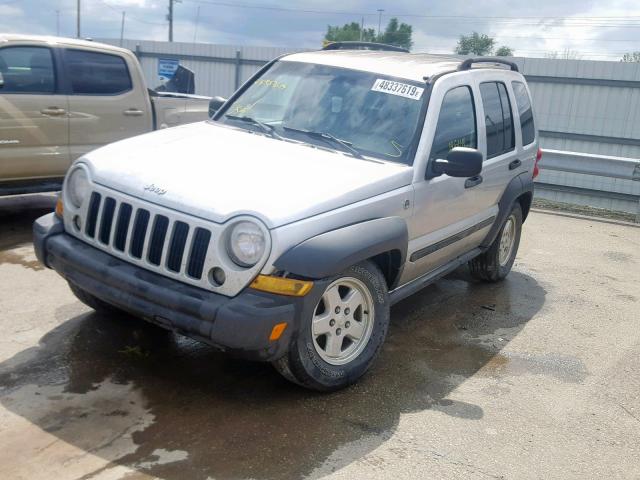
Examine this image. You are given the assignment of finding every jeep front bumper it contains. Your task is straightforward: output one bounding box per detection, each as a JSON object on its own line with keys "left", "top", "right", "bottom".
{"left": 33, "top": 213, "right": 315, "bottom": 362}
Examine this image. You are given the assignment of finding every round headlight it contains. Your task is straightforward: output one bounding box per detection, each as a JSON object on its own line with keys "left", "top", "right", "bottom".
{"left": 67, "top": 167, "right": 90, "bottom": 208}
{"left": 227, "top": 221, "right": 266, "bottom": 267}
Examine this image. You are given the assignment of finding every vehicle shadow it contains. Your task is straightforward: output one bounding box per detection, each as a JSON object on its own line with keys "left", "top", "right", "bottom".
{"left": 0, "top": 268, "right": 545, "bottom": 479}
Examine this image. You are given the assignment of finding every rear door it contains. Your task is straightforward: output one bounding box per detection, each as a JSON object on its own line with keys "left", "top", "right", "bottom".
{"left": 0, "top": 45, "right": 70, "bottom": 181}
{"left": 64, "top": 48, "right": 152, "bottom": 160}
{"left": 474, "top": 77, "right": 520, "bottom": 211}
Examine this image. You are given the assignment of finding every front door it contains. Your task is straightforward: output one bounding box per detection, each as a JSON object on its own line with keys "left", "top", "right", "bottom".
{"left": 0, "top": 45, "right": 70, "bottom": 181}
{"left": 401, "top": 76, "right": 496, "bottom": 284}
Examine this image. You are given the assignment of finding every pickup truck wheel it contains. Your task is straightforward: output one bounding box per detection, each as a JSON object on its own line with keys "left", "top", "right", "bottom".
{"left": 68, "top": 283, "right": 123, "bottom": 314}
{"left": 273, "top": 261, "right": 390, "bottom": 391}
{"left": 469, "top": 203, "right": 523, "bottom": 282}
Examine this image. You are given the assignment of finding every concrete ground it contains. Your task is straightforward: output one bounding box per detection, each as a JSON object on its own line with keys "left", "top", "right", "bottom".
{"left": 0, "top": 194, "right": 639, "bottom": 480}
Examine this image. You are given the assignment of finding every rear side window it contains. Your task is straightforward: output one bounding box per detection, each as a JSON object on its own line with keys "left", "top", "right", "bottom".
{"left": 512, "top": 81, "right": 536, "bottom": 145}
{"left": 480, "top": 82, "right": 515, "bottom": 158}
{"left": 0, "top": 46, "right": 55, "bottom": 94}
{"left": 65, "top": 49, "right": 132, "bottom": 95}
{"left": 430, "top": 86, "right": 477, "bottom": 161}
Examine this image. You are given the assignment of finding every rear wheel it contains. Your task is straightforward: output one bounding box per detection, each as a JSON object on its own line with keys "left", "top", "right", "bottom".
{"left": 273, "top": 261, "right": 390, "bottom": 391}
{"left": 469, "top": 203, "right": 523, "bottom": 282}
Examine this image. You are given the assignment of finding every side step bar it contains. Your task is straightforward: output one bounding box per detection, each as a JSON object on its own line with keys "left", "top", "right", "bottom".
{"left": 389, "top": 248, "right": 482, "bottom": 305}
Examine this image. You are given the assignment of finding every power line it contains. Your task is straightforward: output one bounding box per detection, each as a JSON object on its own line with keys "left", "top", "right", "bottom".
{"left": 95, "top": 0, "right": 166, "bottom": 26}
{"left": 180, "top": 0, "right": 640, "bottom": 26}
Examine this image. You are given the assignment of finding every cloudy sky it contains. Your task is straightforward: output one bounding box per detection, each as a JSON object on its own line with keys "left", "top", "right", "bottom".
{"left": 1, "top": 0, "right": 639, "bottom": 60}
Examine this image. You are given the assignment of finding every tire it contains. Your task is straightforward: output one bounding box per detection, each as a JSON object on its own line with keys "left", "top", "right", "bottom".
{"left": 469, "top": 203, "right": 523, "bottom": 282}
{"left": 273, "top": 260, "right": 390, "bottom": 392}
{"left": 68, "top": 282, "right": 124, "bottom": 314}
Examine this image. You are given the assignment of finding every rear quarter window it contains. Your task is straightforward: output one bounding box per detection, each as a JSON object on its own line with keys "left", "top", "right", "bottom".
{"left": 512, "top": 81, "right": 536, "bottom": 145}
{"left": 65, "top": 49, "right": 132, "bottom": 95}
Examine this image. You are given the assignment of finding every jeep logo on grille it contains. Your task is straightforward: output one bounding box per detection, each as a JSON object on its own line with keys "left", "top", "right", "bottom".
{"left": 144, "top": 184, "right": 167, "bottom": 195}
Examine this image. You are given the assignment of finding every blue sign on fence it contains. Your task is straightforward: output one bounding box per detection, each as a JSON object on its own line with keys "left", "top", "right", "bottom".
{"left": 158, "top": 58, "right": 180, "bottom": 82}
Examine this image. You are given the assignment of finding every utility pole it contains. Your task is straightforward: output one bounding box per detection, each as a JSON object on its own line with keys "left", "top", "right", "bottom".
{"left": 193, "top": 5, "right": 200, "bottom": 43}
{"left": 77, "top": 0, "right": 81, "bottom": 38}
{"left": 168, "top": 0, "right": 173, "bottom": 41}
{"left": 120, "top": 11, "right": 126, "bottom": 46}
{"left": 377, "top": 9, "right": 384, "bottom": 39}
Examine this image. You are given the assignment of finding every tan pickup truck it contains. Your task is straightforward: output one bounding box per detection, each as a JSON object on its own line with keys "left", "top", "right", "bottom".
{"left": 0, "top": 34, "right": 211, "bottom": 195}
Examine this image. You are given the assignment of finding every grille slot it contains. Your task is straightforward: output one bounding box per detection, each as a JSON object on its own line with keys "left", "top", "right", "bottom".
{"left": 113, "top": 203, "right": 132, "bottom": 251}
{"left": 98, "top": 197, "right": 116, "bottom": 244}
{"left": 187, "top": 227, "right": 211, "bottom": 279}
{"left": 85, "top": 192, "right": 101, "bottom": 238}
{"left": 167, "top": 221, "right": 189, "bottom": 272}
{"left": 147, "top": 215, "right": 169, "bottom": 266}
{"left": 130, "top": 209, "right": 150, "bottom": 259}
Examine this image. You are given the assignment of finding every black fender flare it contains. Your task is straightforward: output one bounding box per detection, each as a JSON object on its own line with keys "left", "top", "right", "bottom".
{"left": 481, "top": 173, "right": 534, "bottom": 248}
{"left": 273, "top": 217, "right": 408, "bottom": 281}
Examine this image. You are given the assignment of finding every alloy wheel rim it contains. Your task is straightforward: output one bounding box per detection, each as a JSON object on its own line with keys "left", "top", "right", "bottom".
{"left": 498, "top": 215, "right": 516, "bottom": 267}
{"left": 311, "top": 277, "right": 375, "bottom": 366}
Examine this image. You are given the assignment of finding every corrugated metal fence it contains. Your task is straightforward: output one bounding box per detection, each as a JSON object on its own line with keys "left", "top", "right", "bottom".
{"left": 102, "top": 39, "right": 640, "bottom": 218}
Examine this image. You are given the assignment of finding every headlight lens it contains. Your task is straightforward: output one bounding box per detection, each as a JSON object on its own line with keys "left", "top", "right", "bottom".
{"left": 227, "top": 221, "right": 266, "bottom": 267}
{"left": 67, "top": 167, "right": 90, "bottom": 208}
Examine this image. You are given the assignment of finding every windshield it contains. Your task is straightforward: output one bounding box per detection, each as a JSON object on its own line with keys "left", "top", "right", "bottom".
{"left": 218, "top": 61, "right": 427, "bottom": 164}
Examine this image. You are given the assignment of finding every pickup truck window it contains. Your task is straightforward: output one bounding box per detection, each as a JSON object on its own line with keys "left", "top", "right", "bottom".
{"left": 429, "top": 86, "right": 477, "bottom": 161}
{"left": 512, "top": 81, "right": 536, "bottom": 146}
{"left": 480, "top": 82, "right": 515, "bottom": 159}
{"left": 220, "top": 61, "right": 426, "bottom": 164}
{"left": 65, "top": 49, "right": 132, "bottom": 95}
{"left": 0, "top": 46, "right": 55, "bottom": 94}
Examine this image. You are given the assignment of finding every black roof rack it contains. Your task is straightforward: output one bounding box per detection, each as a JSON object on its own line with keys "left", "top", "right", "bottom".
{"left": 458, "top": 57, "right": 519, "bottom": 72}
{"left": 322, "top": 41, "right": 409, "bottom": 53}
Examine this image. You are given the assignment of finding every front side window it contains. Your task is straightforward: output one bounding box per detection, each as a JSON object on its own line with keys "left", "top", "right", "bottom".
{"left": 480, "top": 82, "right": 515, "bottom": 158}
{"left": 219, "top": 61, "right": 427, "bottom": 164}
{"left": 512, "top": 81, "right": 536, "bottom": 145}
{"left": 0, "top": 46, "right": 55, "bottom": 94}
{"left": 429, "top": 86, "right": 477, "bottom": 161}
{"left": 65, "top": 49, "right": 132, "bottom": 95}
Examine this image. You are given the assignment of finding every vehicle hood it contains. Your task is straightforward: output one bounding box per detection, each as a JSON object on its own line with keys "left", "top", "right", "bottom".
{"left": 83, "top": 121, "right": 413, "bottom": 228}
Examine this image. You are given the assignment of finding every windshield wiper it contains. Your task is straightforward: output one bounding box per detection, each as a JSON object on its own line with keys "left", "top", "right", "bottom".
{"left": 282, "top": 126, "right": 364, "bottom": 159}
{"left": 225, "top": 115, "right": 283, "bottom": 139}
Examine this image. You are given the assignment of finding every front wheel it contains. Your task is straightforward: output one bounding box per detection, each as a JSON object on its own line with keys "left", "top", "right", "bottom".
{"left": 469, "top": 203, "right": 523, "bottom": 282}
{"left": 273, "top": 261, "right": 390, "bottom": 391}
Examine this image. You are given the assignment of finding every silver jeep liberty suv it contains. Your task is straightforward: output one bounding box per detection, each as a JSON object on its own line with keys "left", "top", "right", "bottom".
{"left": 34, "top": 42, "right": 540, "bottom": 391}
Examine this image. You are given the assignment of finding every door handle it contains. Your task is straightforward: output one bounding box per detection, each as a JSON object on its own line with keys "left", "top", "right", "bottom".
{"left": 509, "top": 159, "right": 522, "bottom": 170}
{"left": 465, "top": 175, "right": 483, "bottom": 188}
{"left": 40, "top": 107, "right": 66, "bottom": 116}
{"left": 124, "top": 108, "right": 144, "bottom": 117}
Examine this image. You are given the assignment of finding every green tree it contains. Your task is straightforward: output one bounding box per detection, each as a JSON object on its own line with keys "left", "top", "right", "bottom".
{"left": 454, "top": 32, "right": 495, "bottom": 55}
{"left": 324, "top": 22, "right": 376, "bottom": 44}
{"left": 379, "top": 18, "right": 413, "bottom": 51}
{"left": 495, "top": 46, "right": 514, "bottom": 57}
{"left": 323, "top": 18, "right": 414, "bottom": 51}
{"left": 621, "top": 51, "right": 640, "bottom": 62}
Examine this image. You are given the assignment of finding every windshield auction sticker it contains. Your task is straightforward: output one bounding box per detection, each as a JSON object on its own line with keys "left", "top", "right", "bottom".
{"left": 371, "top": 79, "right": 424, "bottom": 100}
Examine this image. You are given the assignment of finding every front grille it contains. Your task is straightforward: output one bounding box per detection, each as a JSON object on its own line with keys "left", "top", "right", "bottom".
{"left": 80, "top": 192, "right": 211, "bottom": 281}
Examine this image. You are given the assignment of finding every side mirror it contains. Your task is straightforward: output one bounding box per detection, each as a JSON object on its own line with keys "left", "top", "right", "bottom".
{"left": 432, "top": 147, "right": 483, "bottom": 178}
{"left": 209, "top": 96, "right": 227, "bottom": 117}
{"left": 0, "top": 72, "right": 4, "bottom": 88}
